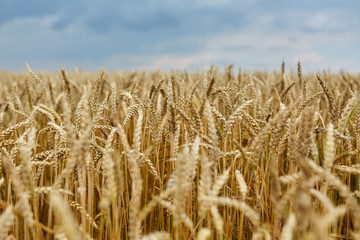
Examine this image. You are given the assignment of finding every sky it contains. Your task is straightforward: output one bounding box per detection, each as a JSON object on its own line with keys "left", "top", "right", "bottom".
{"left": 0, "top": 0, "right": 359, "bottom": 73}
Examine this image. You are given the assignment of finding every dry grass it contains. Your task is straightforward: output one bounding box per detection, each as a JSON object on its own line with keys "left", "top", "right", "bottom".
{"left": 0, "top": 63, "right": 360, "bottom": 239}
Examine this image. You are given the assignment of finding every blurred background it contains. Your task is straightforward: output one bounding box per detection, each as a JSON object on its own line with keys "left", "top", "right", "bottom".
{"left": 0, "top": 0, "right": 359, "bottom": 72}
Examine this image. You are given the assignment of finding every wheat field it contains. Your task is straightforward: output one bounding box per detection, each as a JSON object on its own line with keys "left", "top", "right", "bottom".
{"left": 0, "top": 63, "right": 360, "bottom": 239}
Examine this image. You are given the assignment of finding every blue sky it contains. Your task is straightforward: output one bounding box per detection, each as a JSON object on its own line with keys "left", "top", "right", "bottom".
{"left": 0, "top": 0, "right": 359, "bottom": 72}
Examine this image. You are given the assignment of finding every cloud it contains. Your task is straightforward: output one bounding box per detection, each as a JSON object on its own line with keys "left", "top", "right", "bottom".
{"left": 108, "top": 53, "right": 216, "bottom": 70}
{"left": 290, "top": 52, "right": 324, "bottom": 64}
{"left": 0, "top": 1, "right": 75, "bottom": 27}
{"left": 1, "top": 0, "right": 360, "bottom": 72}
{"left": 0, "top": 14, "right": 110, "bottom": 71}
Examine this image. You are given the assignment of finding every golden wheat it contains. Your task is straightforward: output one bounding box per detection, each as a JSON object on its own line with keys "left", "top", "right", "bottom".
{"left": 0, "top": 64, "right": 360, "bottom": 239}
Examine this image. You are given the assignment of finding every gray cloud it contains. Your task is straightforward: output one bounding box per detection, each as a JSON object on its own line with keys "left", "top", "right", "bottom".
{"left": 0, "top": 0, "right": 73, "bottom": 25}
{"left": 0, "top": 0, "right": 359, "bottom": 72}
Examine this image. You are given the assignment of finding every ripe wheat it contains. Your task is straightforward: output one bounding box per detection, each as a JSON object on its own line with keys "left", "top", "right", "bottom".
{"left": 0, "top": 63, "right": 360, "bottom": 239}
